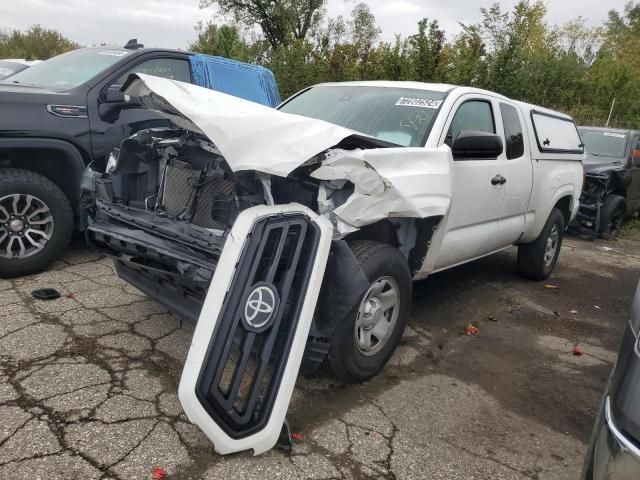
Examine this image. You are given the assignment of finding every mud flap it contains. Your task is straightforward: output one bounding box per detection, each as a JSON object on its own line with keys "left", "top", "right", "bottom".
{"left": 179, "top": 204, "right": 332, "bottom": 455}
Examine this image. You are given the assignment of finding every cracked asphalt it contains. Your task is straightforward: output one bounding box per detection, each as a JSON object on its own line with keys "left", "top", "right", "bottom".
{"left": 1, "top": 233, "right": 639, "bottom": 479}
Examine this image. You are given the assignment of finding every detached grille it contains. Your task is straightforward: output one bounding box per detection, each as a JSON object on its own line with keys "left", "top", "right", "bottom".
{"left": 195, "top": 214, "right": 320, "bottom": 439}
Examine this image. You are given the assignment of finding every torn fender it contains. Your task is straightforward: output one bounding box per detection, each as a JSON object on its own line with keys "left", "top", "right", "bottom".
{"left": 124, "top": 74, "right": 358, "bottom": 177}
{"left": 311, "top": 146, "right": 453, "bottom": 232}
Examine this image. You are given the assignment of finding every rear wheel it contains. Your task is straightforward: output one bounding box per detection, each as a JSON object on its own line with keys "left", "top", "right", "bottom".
{"left": 599, "top": 194, "right": 626, "bottom": 239}
{"left": 0, "top": 169, "right": 73, "bottom": 277}
{"left": 327, "top": 241, "right": 412, "bottom": 383}
{"left": 517, "top": 208, "right": 564, "bottom": 281}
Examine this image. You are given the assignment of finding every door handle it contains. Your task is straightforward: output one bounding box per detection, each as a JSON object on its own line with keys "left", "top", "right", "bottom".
{"left": 491, "top": 175, "right": 507, "bottom": 185}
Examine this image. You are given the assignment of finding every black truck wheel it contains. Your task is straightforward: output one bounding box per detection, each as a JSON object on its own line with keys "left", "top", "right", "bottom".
{"left": 517, "top": 208, "right": 564, "bottom": 281}
{"left": 599, "top": 195, "right": 626, "bottom": 239}
{"left": 0, "top": 169, "right": 73, "bottom": 278}
{"left": 327, "top": 240, "right": 412, "bottom": 383}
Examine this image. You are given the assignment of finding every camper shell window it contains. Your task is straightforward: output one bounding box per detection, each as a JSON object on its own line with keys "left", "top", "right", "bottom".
{"left": 530, "top": 110, "right": 583, "bottom": 154}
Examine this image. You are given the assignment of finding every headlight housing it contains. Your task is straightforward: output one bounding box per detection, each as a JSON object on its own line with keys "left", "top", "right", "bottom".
{"left": 105, "top": 149, "right": 119, "bottom": 174}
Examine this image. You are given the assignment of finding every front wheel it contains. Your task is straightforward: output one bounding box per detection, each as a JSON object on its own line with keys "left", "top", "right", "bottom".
{"left": 327, "top": 241, "right": 412, "bottom": 383}
{"left": 517, "top": 208, "right": 565, "bottom": 281}
{"left": 0, "top": 169, "right": 73, "bottom": 278}
{"left": 599, "top": 194, "right": 626, "bottom": 239}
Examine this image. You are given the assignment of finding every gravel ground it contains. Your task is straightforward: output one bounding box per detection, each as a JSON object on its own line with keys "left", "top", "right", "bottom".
{"left": 0, "top": 232, "right": 638, "bottom": 479}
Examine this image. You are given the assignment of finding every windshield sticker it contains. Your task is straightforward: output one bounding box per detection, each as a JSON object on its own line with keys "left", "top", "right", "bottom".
{"left": 395, "top": 97, "right": 443, "bottom": 109}
{"left": 97, "top": 50, "right": 130, "bottom": 57}
{"left": 603, "top": 132, "right": 626, "bottom": 138}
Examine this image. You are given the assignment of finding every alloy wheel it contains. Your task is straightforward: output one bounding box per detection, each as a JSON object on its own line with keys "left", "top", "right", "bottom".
{"left": 0, "top": 194, "right": 54, "bottom": 259}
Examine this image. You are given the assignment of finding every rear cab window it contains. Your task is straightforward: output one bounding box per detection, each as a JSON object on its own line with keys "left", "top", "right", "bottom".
{"left": 499, "top": 103, "right": 524, "bottom": 159}
{"left": 531, "top": 111, "right": 583, "bottom": 154}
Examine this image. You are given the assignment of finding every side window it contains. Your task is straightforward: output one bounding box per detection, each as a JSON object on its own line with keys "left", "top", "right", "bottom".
{"left": 499, "top": 103, "right": 524, "bottom": 159}
{"left": 114, "top": 58, "right": 190, "bottom": 87}
{"left": 447, "top": 100, "right": 495, "bottom": 147}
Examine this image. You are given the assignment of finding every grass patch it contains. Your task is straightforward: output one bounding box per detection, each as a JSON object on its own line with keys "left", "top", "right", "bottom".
{"left": 620, "top": 217, "right": 640, "bottom": 237}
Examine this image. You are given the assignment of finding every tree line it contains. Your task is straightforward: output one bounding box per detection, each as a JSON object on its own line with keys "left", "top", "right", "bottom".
{"left": 2, "top": 1, "right": 639, "bottom": 129}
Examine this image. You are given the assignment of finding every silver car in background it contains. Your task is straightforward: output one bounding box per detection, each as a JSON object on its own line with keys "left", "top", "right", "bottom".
{"left": 583, "top": 279, "right": 640, "bottom": 478}
{"left": 0, "top": 59, "right": 41, "bottom": 80}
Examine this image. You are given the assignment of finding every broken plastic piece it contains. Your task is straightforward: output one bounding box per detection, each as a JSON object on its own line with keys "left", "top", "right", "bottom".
{"left": 291, "top": 432, "right": 305, "bottom": 441}
{"left": 572, "top": 346, "right": 583, "bottom": 356}
{"left": 569, "top": 309, "right": 578, "bottom": 314}
{"left": 31, "top": 288, "right": 61, "bottom": 301}
{"left": 544, "top": 284, "right": 559, "bottom": 289}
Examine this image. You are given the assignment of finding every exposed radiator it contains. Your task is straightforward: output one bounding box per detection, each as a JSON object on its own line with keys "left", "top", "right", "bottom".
{"left": 161, "top": 160, "right": 236, "bottom": 229}
{"left": 162, "top": 160, "right": 200, "bottom": 217}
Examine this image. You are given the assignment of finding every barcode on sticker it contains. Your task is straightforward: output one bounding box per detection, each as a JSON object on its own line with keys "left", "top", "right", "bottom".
{"left": 98, "top": 50, "right": 130, "bottom": 57}
{"left": 395, "top": 97, "right": 443, "bottom": 109}
{"left": 603, "top": 132, "right": 626, "bottom": 138}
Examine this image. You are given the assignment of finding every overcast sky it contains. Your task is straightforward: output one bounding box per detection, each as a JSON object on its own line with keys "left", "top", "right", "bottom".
{"left": 0, "top": 0, "right": 632, "bottom": 49}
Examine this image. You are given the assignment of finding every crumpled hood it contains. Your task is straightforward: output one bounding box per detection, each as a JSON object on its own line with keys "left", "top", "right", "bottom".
{"left": 124, "top": 73, "right": 359, "bottom": 177}
{"left": 123, "top": 74, "right": 454, "bottom": 239}
{"left": 583, "top": 154, "right": 626, "bottom": 174}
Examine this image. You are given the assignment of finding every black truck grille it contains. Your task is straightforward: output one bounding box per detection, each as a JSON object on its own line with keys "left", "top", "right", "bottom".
{"left": 195, "top": 213, "right": 320, "bottom": 439}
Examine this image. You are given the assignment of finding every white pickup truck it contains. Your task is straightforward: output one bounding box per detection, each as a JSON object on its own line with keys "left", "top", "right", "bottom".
{"left": 82, "top": 75, "right": 584, "bottom": 455}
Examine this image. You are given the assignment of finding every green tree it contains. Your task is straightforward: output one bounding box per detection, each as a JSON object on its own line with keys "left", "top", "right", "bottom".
{"left": 189, "top": 22, "right": 251, "bottom": 60}
{"left": 0, "top": 25, "right": 77, "bottom": 60}
{"left": 199, "top": 0, "right": 325, "bottom": 48}
{"left": 190, "top": 0, "right": 640, "bottom": 129}
{"left": 444, "top": 25, "right": 487, "bottom": 87}
{"left": 407, "top": 19, "right": 446, "bottom": 82}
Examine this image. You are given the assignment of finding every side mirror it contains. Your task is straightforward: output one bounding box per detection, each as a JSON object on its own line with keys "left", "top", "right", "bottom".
{"left": 123, "top": 94, "right": 142, "bottom": 108}
{"left": 451, "top": 131, "right": 504, "bottom": 160}
{"left": 104, "top": 85, "right": 125, "bottom": 103}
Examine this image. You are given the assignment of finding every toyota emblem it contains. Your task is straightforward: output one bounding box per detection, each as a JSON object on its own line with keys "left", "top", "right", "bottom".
{"left": 242, "top": 282, "right": 280, "bottom": 331}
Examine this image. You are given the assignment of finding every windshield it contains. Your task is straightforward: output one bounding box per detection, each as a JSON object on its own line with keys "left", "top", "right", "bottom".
{"left": 579, "top": 129, "right": 628, "bottom": 160}
{"left": 0, "top": 61, "right": 28, "bottom": 80}
{"left": 5, "top": 48, "right": 131, "bottom": 90}
{"left": 279, "top": 85, "right": 447, "bottom": 147}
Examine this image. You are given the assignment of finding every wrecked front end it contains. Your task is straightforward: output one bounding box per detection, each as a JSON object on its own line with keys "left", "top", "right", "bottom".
{"left": 575, "top": 164, "right": 629, "bottom": 233}
{"left": 82, "top": 127, "right": 386, "bottom": 326}
{"left": 81, "top": 73, "right": 453, "bottom": 455}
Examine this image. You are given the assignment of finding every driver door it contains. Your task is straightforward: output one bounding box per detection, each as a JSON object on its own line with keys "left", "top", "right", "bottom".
{"left": 434, "top": 95, "right": 507, "bottom": 270}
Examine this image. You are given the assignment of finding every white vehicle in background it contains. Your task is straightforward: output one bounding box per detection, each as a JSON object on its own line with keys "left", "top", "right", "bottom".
{"left": 82, "top": 76, "right": 585, "bottom": 455}
{"left": 0, "top": 59, "right": 41, "bottom": 80}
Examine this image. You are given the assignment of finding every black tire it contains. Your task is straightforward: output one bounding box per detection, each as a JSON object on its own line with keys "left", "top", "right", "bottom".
{"left": 517, "top": 208, "right": 564, "bottom": 281}
{"left": 599, "top": 194, "right": 626, "bottom": 239}
{"left": 327, "top": 240, "right": 412, "bottom": 383}
{"left": 0, "top": 168, "right": 73, "bottom": 278}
